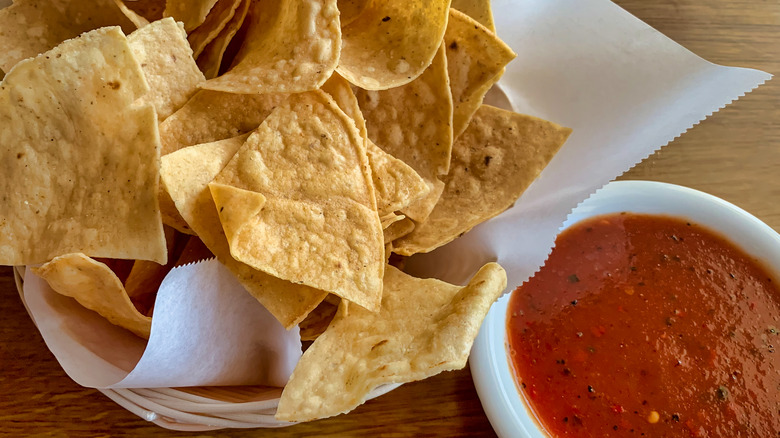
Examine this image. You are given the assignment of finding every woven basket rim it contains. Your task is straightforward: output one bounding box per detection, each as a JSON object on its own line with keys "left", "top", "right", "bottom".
{"left": 13, "top": 266, "right": 401, "bottom": 430}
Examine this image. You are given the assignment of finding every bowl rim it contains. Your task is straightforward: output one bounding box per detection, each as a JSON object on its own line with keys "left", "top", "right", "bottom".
{"left": 469, "top": 179, "right": 780, "bottom": 438}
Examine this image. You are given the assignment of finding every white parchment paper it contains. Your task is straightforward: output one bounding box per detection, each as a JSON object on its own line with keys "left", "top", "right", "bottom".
{"left": 23, "top": 259, "right": 301, "bottom": 388}
{"left": 405, "top": 0, "right": 771, "bottom": 288}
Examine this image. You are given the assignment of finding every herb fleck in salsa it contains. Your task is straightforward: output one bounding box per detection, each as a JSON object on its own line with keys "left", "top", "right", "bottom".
{"left": 507, "top": 213, "right": 780, "bottom": 437}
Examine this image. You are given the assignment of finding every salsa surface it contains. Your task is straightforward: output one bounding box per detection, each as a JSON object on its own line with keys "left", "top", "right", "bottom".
{"left": 507, "top": 213, "right": 779, "bottom": 437}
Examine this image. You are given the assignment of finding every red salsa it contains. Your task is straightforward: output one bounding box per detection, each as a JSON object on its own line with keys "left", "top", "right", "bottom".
{"left": 507, "top": 213, "right": 780, "bottom": 437}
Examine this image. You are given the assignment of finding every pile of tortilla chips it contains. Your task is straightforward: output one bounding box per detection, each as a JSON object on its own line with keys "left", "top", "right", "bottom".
{"left": 0, "top": 0, "right": 570, "bottom": 423}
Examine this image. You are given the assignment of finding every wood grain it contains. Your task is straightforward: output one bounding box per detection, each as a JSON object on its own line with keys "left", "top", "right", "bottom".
{"left": 1, "top": 0, "right": 778, "bottom": 436}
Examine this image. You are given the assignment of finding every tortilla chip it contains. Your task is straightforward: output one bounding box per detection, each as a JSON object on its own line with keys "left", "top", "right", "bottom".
{"left": 384, "top": 217, "right": 415, "bottom": 243}
{"left": 196, "top": 0, "right": 250, "bottom": 79}
{"left": 276, "top": 263, "right": 507, "bottom": 422}
{"left": 158, "top": 88, "right": 287, "bottom": 155}
{"left": 188, "top": 0, "right": 242, "bottom": 58}
{"left": 164, "top": 0, "right": 218, "bottom": 32}
{"left": 209, "top": 92, "right": 383, "bottom": 311}
{"left": 123, "top": 226, "right": 186, "bottom": 315}
{"left": 299, "top": 297, "right": 339, "bottom": 341}
{"left": 33, "top": 253, "right": 152, "bottom": 339}
{"left": 380, "top": 213, "right": 404, "bottom": 230}
{"left": 337, "top": 0, "right": 450, "bottom": 90}
{"left": 129, "top": 18, "right": 205, "bottom": 121}
{"left": 451, "top": 0, "right": 495, "bottom": 32}
{"left": 357, "top": 42, "right": 452, "bottom": 220}
{"left": 399, "top": 178, "right": 446, "bottom": 224}
{"left": 114, "top": 0, "right": 151, "bottom": 28}
{"left": 0, "top": 27, "right": 167, "bottom": 265}
{"left": 395, "top": 105, "right": 572, "bottom": 255}
{"left": 321, "top": 74, "right": 431, "bottom": 217}
{"left": 446, "top": 9, "right": 516, "bottom": 138}
{"left": 0, "top": 0, "right": 135, "bottom": 72}
{"left": 338, "top": 0, "right": 370, "bottom": 27}
{"left": 160, "top": 136, "right": 326, "bottom": 329}
{"left": 200, "top": 0, "right": 340, "bottom": 94}
{"left": 122, "top": 0, "right": 165, "bottom": 23}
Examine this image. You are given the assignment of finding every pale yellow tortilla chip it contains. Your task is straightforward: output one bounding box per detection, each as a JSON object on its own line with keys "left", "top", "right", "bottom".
{"left": 129, "top": 18, "right": 205, "bottom": 121}
{"left": 158, "top": 88, "right": 288, "bottom": 155}
{"left": 0, "top": 27, "right": 167, "bottom": 265}
{"left": 0, "top": 0, "right": 135, "bottom": 72}
{"left": 200, "top": 0, "right": 340, "bottom": 94}
{"left": 384, "top": 217, "right": 415, "bottom": 243}
{"left": 338, "top": 0, "right": 371, "bottom": 27}
{"left": 451, "top": 0, "right": 495, "bottom": 32}
{"left": 33, "top": 253, "right": 152, "bottom": 339}
{"left": 196, "top": 0, "right": 250, "bottom": 79}
{"left": 160, "top": 135, "right": 327, "bottom": 329}
{"left": 446, "top": 9, "right": 516, "bottom": 138}
{"left": 380, "top": 213, "right": 404, "bottom": 229}
{"left": 395, "top": 105, "right": 572, "bottom": 255}
{"left": 357, "top": 42, "right": 452, "bottom": 222}
{"left": 337, "top": 0, "right": 450, "bottom": 90}
{"left": 164, "top": 0, "right": 218, "bottom": 31}
{"left": 321, "top": 74, "right": 431, "bottom": 217}
{"left": 400, "top": 178, "right": 446, "bottom": 224}
{"left": 209, "top": 92, "right": 383, "bottom": 311}
{"left": 276, "top": 263, "right": 507, "bottom": 422}
{"left": 188, "top": 0, "right": 242, "bottom": 58}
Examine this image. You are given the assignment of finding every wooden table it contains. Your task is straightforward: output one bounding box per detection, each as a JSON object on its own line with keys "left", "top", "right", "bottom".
{"left": 1, "top": 1, "right": 778, "bottom": 436}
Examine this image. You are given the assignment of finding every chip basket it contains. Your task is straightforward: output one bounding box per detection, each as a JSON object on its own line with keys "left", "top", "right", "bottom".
{"left": 13, "top": 266, "right": 400, "bottom": 431}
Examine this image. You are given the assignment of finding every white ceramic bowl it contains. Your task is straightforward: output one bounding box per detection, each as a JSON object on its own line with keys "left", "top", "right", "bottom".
{"left": 469, "top": 180, "right": 780, "bottom": 438}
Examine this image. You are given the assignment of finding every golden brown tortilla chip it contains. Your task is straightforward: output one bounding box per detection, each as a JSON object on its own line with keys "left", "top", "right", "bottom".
{"left": 337, "top": 0, "right": 450, "bottom": 90}
{"left": 357, "top": 42, "right": 452, "bottom": 222}
{"left": 276, "top": 263, "right": 507, "bottom": 422}
{"left": 209, "top": 92, "right": 383, "bottom": 311}
{"left": 122, "top": 0, "right": 165, "bottom": 23}
{"left": 446, "top": 9, "right": 515, "bottom": 138}
{"left": 188, "top": 0, "right": 242, "bottom": 58}
{"left": 0, "top": 0, "right": 135, "bottom": 72}
{"left": 299, "top": 297, "right": 339, "bottom": 341}
{"left": 114, "top": 0, "right": 151, "bottom": 28}
{"left": 164, "top": 0, "right": 218, "bottom": 32}
{"left": 451, "top": 0, "right": 495, "bottom": 32}
{"left": 158, "top": 88, "right": 287, "bottom": 155}
{"left": 160, "top": 136, "right": 327, "bottom": 329}
{"left": 395, "top": 105, "right": 572, "bottom": 255}
{"left": 33, "top": 253, "right": 152, "bottom": 339}
{"left": 338, "top": 0, "right": 371, "bottom": 27}
{"left": 321, "top": 74, "right": 430, "bottom": 217}
{"left": 200, "top": 0, "right": 340, "bottom": 94}
{"left": 129, "top": 18, "right": 205, "bottom": 121}
{"left": 0, "top": 27, "right": 167, "bottom": 265}
{"left": 196, "top": 0, "right": 250, "bottom": 79}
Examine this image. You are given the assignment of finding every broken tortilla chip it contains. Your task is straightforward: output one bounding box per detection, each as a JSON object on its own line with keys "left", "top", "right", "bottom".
{"left": 209, "top": 92, "right": 383, "bottom": 311}
{"left": 394, "top": 105, "right": 572, "bottom": 255}
{"left": 276, "top": 262, "right": 507, "bottom": 422}
{"left": 164, "top": 0, "right": 218, "bottom": 32}
{"left": 337, "top": 0, "right": 450, "bottom": 90}
{"left": 129, "top": 17, "right": 205, "bottom": 121}
{"left": 160, "top": 135, "right": 327, "bottom": 329}
{"left": 33, "top": 253, "right": 152, "bottom": 339}
{"left": 451, "top": 0, "right": 495, "bottom": 32}
{"left": 158, "top": 88, "right": 287, "bottom": 155}
{"left": 0, "top": 0, "right": 135, "bottom": 72}
{"left": 196, "top": 0, "right": 250, "bottom": 79}
{"left": 445, "top": 9, "right": 516, "bottom": 138}
{"left": 357, "top": 42, "right": 452, "bottom": 221}
{"left": 200, "top": 0, "right": 340, "bottom": 94}
{"left": 0, "top": 27, "right": 167, "bottom": 265}
{"left": 321, "top": 73, "right": 431, "bottom": 217}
